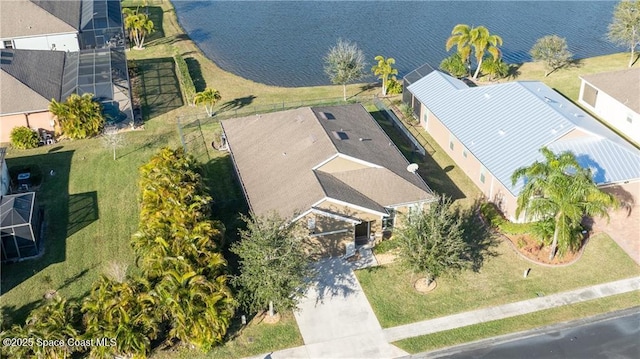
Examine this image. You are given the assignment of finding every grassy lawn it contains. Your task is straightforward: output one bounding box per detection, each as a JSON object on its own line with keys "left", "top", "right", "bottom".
{"left": 393, "top": 291, "right": 640, "bottom": 354}
{"left": 356, "top": 233, "right": 640, "bottom": 329}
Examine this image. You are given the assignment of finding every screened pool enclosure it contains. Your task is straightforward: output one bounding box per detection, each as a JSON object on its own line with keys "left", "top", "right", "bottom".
{"left": 1, "top": 192, "right": 41, "bottom": 262}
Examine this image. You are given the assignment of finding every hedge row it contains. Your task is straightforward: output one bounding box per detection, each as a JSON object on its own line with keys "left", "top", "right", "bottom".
{"left": 173, "top": 52, "right": 196, "bottom": 105}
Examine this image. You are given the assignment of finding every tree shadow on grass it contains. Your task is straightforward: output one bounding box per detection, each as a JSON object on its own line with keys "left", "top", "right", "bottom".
{"left": 135, "top": 58, "right": 183, "bottom": 118}
{"left": 185, "top": 57, "right": 206, "bottom": 93}
{"left": 219, "top": 95, "right": 257, "bottom": 113}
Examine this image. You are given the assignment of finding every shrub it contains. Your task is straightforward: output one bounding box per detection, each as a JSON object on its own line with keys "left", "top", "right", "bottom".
{"left": 386, "top": 77, "right": 403, "bottom": 95}
{"left": 10, "top": 126, "right": 39, "bottom": 149}
{"left": 480, "top": 202, "right": 535, "bottom": 234}
{"left": 439, "top": 53, "right": 468, "bottom": 78}
{"left": 174, "top": 51, "right": 196, "bottom": 105}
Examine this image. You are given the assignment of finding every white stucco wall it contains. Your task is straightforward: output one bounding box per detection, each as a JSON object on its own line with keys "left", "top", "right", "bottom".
{"left": 579, "top": 80, "right": 640, "bottom": 145}
{"left": 2, "top": 33, "right": 79, "bottom": 51}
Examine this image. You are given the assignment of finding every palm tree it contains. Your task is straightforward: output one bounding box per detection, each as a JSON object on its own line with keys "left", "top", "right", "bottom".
{"left": 480, "top": 57, "right": 509, "bottom": 81}
{"left": 371, "top": 55, "right": 398, "bottom": 96}
{"left": 469, "top": 26, "right": 503, "bottom": 79}
{"left": 446, "top": 24, "right": 473, "bottom": 72}
{"left": 154, "top": 264, "right": 236, "bottom": 350}
{"left": 49, "top": 93, "right": 104, "bottom": 139}
{"left": 82, "top": 276, "right": 158, "bottom": 358}
{"left": 123, "top": 9, "right": 154, "bottom": 49}
{"left": 193, "top": 88, "right": 222, "bottom": 116}
{"left": 512, "top": 147, "right": 618, "bottom": 259}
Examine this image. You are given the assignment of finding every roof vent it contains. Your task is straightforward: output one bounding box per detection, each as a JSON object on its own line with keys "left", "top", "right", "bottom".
{"left": 332, "top": 131, "right": 349, "bottom": 140}
{"left": 407, "top": 163, "right": 419, "bottom": 173}
{"left": 498, "top": 129, "right": 506, "bottom": 136}
{"left": 319, "top": 112, "right": 335, "bottom": 120}
{"left": 484, "top": 93, "right": 491, "bottom": 99}
{"left": 551, "top": 128, "right": 557, "bottom": 134}
{"left": 544, "top": 96, "right": 551, "bottom": 102}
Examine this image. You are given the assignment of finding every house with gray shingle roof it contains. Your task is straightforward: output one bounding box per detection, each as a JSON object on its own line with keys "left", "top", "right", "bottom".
{"left": 406, "top": 70, "right": 640, "bottom": 222}
{"left": 0, "top": 0, "right": 124, "bottom": 51}
{"left": 579, "top": 68, "right": 640, "bottom": 146}
{"left": 221, "top": 104, "right": 436, "bottom": 256}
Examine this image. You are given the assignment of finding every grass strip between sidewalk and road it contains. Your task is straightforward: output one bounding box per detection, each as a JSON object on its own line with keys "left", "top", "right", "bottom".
{"left": 392, "top": 291, "right": 640, "bottom": 354}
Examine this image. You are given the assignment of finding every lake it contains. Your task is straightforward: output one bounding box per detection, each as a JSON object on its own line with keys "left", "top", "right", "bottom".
{"left": 173, "top": 1, "right": 622, "bottom": 87}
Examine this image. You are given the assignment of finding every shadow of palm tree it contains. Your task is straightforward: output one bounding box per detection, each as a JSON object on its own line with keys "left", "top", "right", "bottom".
{"left": 218, "top": 95, "right": 257, "bottom": 113}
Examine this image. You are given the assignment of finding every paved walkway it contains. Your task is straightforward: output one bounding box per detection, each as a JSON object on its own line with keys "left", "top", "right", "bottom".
{"left": 246, "top": 276, "right": 640, "bottom": 359}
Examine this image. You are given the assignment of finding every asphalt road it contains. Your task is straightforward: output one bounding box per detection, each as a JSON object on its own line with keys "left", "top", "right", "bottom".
{"left": 418, "top": 308, "right": 640, "bottom": 359}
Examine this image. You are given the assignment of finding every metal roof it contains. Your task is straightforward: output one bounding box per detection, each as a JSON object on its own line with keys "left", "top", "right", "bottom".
{"left": 408, "top": 71, "right": 640, "bottom": 195}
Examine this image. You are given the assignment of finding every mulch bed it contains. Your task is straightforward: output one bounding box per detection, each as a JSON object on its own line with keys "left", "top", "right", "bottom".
{"left": 504, "top": 233, "right": 581, "bottom": 265}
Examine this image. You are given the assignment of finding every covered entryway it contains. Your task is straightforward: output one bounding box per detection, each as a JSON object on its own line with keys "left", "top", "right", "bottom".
{"left": 354, "top": 220, "right": 373, "bottom": 246}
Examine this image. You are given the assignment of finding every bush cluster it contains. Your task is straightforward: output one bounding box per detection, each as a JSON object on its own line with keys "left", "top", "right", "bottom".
{"left": 10, "top": 126, "right": 39, "bottom": 149}
{"left": 174, "top": 52, "right": 196, "bottom": 105}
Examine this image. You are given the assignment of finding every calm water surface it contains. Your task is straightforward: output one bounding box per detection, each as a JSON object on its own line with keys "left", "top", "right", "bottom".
{"left": 173, "top": 1, "right": 622, "bottom": 87}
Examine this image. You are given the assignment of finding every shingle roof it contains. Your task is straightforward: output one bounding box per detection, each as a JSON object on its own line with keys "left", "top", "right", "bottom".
{"left": 1, "top": 49, "right": 66, "bottom": 114}
{"left": 0, "top": 0, "right": 78, "bottom": 38}
{"left": 580, "top": 68, "right": 640, "bottom": 114}
{"left": 408, "top": 71, "right": 640, "bottom": 195}
{"left": 222, "top": 105, "right": 435, "bottom": 219}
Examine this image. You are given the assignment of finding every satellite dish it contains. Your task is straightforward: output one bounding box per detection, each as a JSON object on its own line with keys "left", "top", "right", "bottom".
{"left": 407, "top": 163, "right": 419, "bottom": 173}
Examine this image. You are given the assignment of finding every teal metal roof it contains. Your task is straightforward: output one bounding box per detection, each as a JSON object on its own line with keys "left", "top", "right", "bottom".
{"left": 408, "top": 71, "right": 640, "bottom": 195}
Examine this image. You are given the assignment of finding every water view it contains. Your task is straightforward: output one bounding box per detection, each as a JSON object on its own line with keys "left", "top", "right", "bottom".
{"left": 173, "top": 1, "right": 622, "bottom": 87}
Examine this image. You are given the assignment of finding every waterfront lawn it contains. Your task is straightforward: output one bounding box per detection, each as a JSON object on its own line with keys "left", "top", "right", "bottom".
{"left": 393, "top": 291, "right": 640, "bottom": 354}
{"left": 356, "top": 233, "right": 640, "bottom": 329}
{"left": 151, "top": 311, "right": 303, "bottom": 359}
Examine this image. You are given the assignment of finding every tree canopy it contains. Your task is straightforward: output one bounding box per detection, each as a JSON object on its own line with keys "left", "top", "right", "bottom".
{"left": 49, "top": 93, "right": 104, "bottom": 139}
{"left": 371, "top": 55, "right": 398, "bottom": 96}
{"left": 608, "top": 0, "right": 640, "bottom": 67}
{"left": 324, "top": 39, "right": 367, "bottom": 101}
{"left": 232, "top": 212, "right": 315, "bottom": 317}
{"left": 446, "top": 24, "right": 503, "bottom": 79}
{"left": 512, "top": 147, "right": 618, "bottom": 259}
{"left": 396, "top": 196, "right": 470, "bottom": 286}
{"left": 530, "top": 35, "right": 573, "bottom": 77}
{"left": 194, "top": 88, "right": 222, "bottom": 117}
{"left": 123, "top": 8, "right": 155, "bottom": 49}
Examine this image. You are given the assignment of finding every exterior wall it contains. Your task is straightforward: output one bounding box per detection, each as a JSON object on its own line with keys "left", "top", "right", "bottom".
{"left": 579, "top": 80, "right": 640, "bottom": 145}
{"left": 0, "top": 111, "right": 54, "bottom": 143}
{"left": 316, "top": 155, "right": 371, "bottom": 173}
{"left": 2, "top": 33, "right": 79, "bottom": 51}
{"left": 420, "top": 103, "right": 521, "bottom": 221}
{"left": 303, "top": 212, "right": 352, "bottom": 257}
{"left": 556, "top": 128, "right": 590, "bottom": 141}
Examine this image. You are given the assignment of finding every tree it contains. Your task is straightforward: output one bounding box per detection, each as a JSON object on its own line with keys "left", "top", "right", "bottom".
{"left": 446, "top": 24, "right": 503, "bottom": 79}
{"left": 82, "top": 275, "right": 158, "bottom": 358}
{"left": 480, "top": 57, "right": 509, "bottom": 81}
{"left": 512, "top": 147, "right": 619, "bottom": 260}
{"left": 232, "top": 212, "right": 315, "bottom": 318}
{"left": 49, "top": 93, "right": 104, "bottom": 139}
{"left": 608, "top": 0, "right": 640, "bottom": 67}
{"left": 439, "top": 53, "right": 469, "bottom": 78}
{"left": 324, "top": 39, "right": 367, "bottom": 101}
{"left": 193, "top": 88, "right": 222, "bottom": 117}
{"left": 395, "top": 196, "right": 470, "bottom": 287}
{"left": 101, "top": 126, "right": 125, "bottom": 160}
{"left": 123, "top": 8, "right": 155, "bottom": 49}
{"left": 371, "top": 55, "right": 398, "bottom": 96}
{"left": 530, "top": 35, "right": 573, "bottom": 77}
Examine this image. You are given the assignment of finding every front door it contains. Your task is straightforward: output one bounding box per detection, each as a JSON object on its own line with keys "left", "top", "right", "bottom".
{"left": 354, "top": 221, "right": 370, "bottom": 246}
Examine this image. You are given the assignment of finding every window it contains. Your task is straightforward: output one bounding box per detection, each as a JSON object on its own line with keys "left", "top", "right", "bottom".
{"left": 3, "top": 40, "right": 13, "bottom": 49}
{"left": 307, "top": 218, "right": 315, "bottom": 230}
{"left": 423, "top": 113, "right": 428, "bottom": 126}
{"left": 627, "top": 115, "right": 633, "bottom": 124}
{"left": 480, "top": 166, "right": 486, "bottom": 184}
{"left": 463, "top": 149, "right": 468, "bottom": 158}
{"left": 382, "top": 209, "right": 396, "bottom": 230}
{"left": 449, "top": 133, "right": 455, "bottom": 151}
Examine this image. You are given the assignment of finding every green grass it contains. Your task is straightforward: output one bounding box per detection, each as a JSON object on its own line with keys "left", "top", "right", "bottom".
{"left": 151, "top": 312, "right": 303, "bottom": 359}
{"left": 356, "top": 233, "right": 640, "bottom": 329}
{"left": 393, "top": 292, "right": 640, "bottom": 354}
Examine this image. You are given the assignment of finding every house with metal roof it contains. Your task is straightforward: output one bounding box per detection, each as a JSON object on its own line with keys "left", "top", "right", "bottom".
{"left": 406, "top": 70, "right": 640, "bottom": 222}
{"left": 0, "top": 0, "right": 124, "bottom": 51}
{"left": 0, "top": 48, "right": 133, "bottom": 143}
{"left": 579, "top": 68, "right": 640, "bottom": 146}
{"left": 221, "top": 104, "right": 436, "bottom": 256}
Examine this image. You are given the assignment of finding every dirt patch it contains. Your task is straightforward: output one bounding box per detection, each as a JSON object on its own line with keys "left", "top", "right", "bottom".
{"left": 374, "top": 252, "right": 397, "bottom": 266}
{"left": 413, "top": 278, "right": 437, "bottom": 293}
{"left": 504, "top": 233, "right": 581, "bottom": 266}
{"left": 259, "top": 311, "right": 281, "bottom": 324}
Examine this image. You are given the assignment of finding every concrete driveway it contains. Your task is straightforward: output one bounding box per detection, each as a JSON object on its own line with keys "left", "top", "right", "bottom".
{"left": 293, "top": 258, "right": 408, "bottom": 358}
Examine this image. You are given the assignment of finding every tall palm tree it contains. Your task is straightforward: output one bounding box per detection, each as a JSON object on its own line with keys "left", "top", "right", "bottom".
{"left": 49, "top": 93, "right": 104, "bottom": 139}
{"left": 446, "top": 24, "right": 473, "bottom": 73}
{"left": 512, "top": 147, "right": 618, "bottom": 259}
{"left": 123, "top": 9, "right": 154, "bottom": 49}
{"left": 371, "top": 55, "right": 398, "bottom": 96}
{"left": 469, "top": 26, "right": 503, "bottom": 79}
{"left": 193, "top": 88, "right": 222, "bottom": 116}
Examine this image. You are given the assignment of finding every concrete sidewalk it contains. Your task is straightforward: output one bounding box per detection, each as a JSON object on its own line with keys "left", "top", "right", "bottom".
{"left": 384, "top": 276, "right": 640, "bottom": 342}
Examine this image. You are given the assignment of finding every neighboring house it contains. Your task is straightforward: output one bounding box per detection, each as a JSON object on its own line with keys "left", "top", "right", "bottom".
{"left": 405, "top": 69, "right": 640, "bottom": 222}
{"left": 0, "top": 48, "right": 133, "bottom": 143}
{"left": 579, "top": 68, "right": 640, "bottom": 146}
{"left": 221, "top": 104, "right": 436, "bottom": 256}
{"left": 1, "top": 147, "right": 8, "bottom": 196}
{"left": 0, "top": 0, "right": 124, "bottom": 51}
